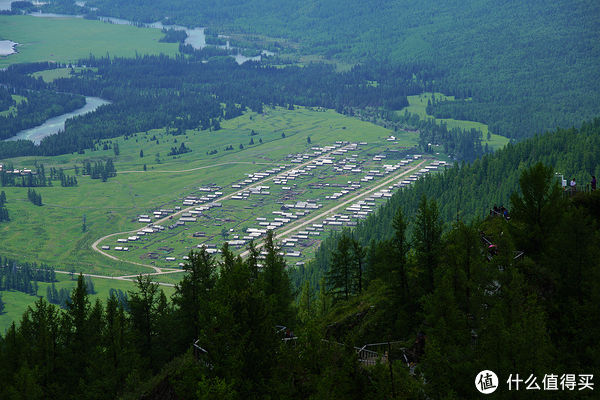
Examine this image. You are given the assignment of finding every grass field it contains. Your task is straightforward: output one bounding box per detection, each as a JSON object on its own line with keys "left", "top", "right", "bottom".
{"left": 399, "top": 92, "right": 509, "bottom": 150}
{"left": 0, "top": 105, "right": 407, "bottom": 328}
{"left": 1, "top": 106, "right": 402, "bottom": 273}
{"left": 0, "top": 274, "right": 175, "bottom": 333}
{"left": 0, "top": 94, "right": 26, "bottom": 117}
{"left": 0, "top": 15, "right": 178, "bottom": 67}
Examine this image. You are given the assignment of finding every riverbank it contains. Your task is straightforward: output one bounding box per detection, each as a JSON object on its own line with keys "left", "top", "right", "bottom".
{"left": 6, "top": 96, "right": 110, "bottom": 144}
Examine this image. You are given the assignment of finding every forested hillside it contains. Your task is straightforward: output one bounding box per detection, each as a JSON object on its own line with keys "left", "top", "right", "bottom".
{"left": 0, "top": 58, "right": 433, "bottom": 158}
{"left": 63, "top": 0, "right": 600, "bottom": 139}
{"left": 0, "top": 88, "right": 85, "bottom": 141}
{"left": 1, "top": 163, "right": 598, "bottom": 399}
{"left": 303, "top": 118, "right": 600, "bottom": 287}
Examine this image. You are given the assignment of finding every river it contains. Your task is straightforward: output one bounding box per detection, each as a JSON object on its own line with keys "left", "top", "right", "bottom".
{"left": 0, "top": 40, "right": 18, "bottom": 56}
{"left": 5, "top": 96, "right": 110, "bottom": 144}
{"left": 27, "top": 13, "right": 273, "bottom": 63}
{"left": 99, "top": 17, "right": 208, "bottom": 50}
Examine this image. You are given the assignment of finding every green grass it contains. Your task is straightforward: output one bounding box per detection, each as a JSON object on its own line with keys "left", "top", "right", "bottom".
{"left": 32, "top": 67, "right": 74, "bottom": 82}
{"left": 399, "top": 92, "right": 509, "bottom": 150}
{"left": 0, "top": 15, "right": 178, "bottom": 68}
{"left": 0, "top": 274, "right": 175, "bottom": 333}
{"left": 0, "top": 105, "right": 422, "bottom": 331}
{"left": 0, "top": 95, "right": 26, "bottom": 117}
{"left": 1, "top": 106, "right": 403, "bottom": 273}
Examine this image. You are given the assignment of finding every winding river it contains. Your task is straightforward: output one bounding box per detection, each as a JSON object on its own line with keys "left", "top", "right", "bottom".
{"left": 5, "top": 96, "right": 110, "bottom": 144}
{"left": 0, "top": 40, "right": 18, "bottom": 56}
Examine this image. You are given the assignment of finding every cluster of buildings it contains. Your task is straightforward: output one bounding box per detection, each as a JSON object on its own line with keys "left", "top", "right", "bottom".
{"left": 100, "top": 138, "right": 452, "bottom": 267}
{"left": 231, "top": 166, "right": 287, "bottom": 189}
{"left": 231, "top": 185, "right": 270, "bottom": 200}
{"left": 182, "top": 186, "right": 223, "bottom": 206}
{"left": 0, "top": 164, "right": 34, "bottom": 175}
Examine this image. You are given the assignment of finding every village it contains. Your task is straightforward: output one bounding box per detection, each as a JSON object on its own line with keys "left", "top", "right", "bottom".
{"left": 96, "top": 139, "right": 448, "bottom": 268}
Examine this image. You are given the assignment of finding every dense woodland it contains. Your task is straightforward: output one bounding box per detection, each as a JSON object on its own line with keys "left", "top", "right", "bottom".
{"left": 1, "top": 55, "right": 499, "bottom": 164}
{"left": 1, "top": 160, "right": 598, "bottom": 398}
{"left": 0, "top": 86, "right": 86, "bottom": 141}
{"left": 2, "top": 1, "right": 599, "bottom": 397}
{"left": 0, "top": 258, "right": 56, "bottom": 297}
{"left": 39, "top": 0, "right": 600, "bottom": 139}
{"left": 0, "top": 57, "right": 436, "bottom": 158}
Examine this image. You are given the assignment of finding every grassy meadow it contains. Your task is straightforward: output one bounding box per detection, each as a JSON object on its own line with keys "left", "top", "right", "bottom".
{"left": 1, "top": 106, "right": 402, "bottom": 273}
{"left": 399, "top": 92, "right": 510, "bottom": 150}
{"left": 0, "top": 15, "right": 178, "bottom": 67}
{"left": 0, "top": 273, "right": 175, "bottom": 333}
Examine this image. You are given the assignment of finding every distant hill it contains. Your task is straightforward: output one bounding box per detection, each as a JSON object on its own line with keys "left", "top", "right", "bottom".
{"left": 81, "top": 0, "right": 600, "bottom": 139}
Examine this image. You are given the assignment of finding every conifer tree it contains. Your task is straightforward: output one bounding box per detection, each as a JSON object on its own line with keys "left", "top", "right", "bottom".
{"left": 261, "top": 231, "right": 294, "bottom": 324}
{"left": 327, "top": 233, "right": 353, "bottom": 301}
{"left": 413, "top": 196, "right": 443, "bottom": 294}
{"left": 172, "top": 248, "right": 216, "bottom": 352}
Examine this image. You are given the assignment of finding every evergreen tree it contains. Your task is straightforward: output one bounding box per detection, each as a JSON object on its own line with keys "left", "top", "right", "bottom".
{"left": 327, "top": 232, "right": 354, "bottom": 301}
{"left": 172, "top": 248, "right": 216, "bottom": 352}
{"left": 413, "top": 196, "right": 443, "bottom": 294}
{"left": 350, "top": 238, "right": 365, "bottom": 295}
{"left": 128, "top": 275, "right": 162, "bottom": 371}
{"left": 63, "top": 274, "right": 94, "bottom": 390}
{"left": 391, "top": 208, "right": 409, "bottom": 302}
{"left": 509, "top": 162, "right": 565, "bottom": 257}
{"left": 261, "top": 231, "right": 294, "bottom": 325}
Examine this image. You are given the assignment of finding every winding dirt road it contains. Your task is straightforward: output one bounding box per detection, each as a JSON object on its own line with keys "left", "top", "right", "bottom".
{"left": 91, "top": 144, "right": 357, "bottom": 274}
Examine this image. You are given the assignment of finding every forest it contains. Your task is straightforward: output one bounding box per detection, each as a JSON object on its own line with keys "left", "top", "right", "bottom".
{"left": 39, "top": 0, "right": 600, "bottom": 140}
{"left": 303, "top": 118, "right": 600, "bottom": 288}
{"left": 1, "top": 158, "right": 598, "bottom": 398}
{"left": 0, "top": 57, "right": 437, "bottom": 158}
{"left": 0, "top": 86, "right": 86, "bottom": 141}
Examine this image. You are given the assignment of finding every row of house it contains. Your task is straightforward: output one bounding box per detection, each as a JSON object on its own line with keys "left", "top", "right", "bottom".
{"left": 231, "top": 166, "right": 287, "bottom": 189}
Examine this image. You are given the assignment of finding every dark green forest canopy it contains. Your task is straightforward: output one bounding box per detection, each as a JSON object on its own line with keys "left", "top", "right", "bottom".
{"left": 303, "top": 118, "right": 600, "bottom": 286}
{"left": 73, "top": 0, "right": 600, "bottom": 139}
{"left": 0, "top": 57, "right": 431, "bottom": 158}
{"left": 2, "top": 163, "right": 599, "bottom": 399}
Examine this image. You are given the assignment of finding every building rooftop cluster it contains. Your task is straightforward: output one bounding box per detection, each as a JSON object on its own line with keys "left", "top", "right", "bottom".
{"left": 0, "top": 164, "right": 34, "bottom": 175}
{"left": 231, "top": 166, "right": 287, "bottom": 189}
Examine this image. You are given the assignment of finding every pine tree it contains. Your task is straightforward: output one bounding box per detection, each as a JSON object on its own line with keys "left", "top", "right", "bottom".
{"left": 261, "top": 231, "right": 294, "bottom": 324}
{"left": 172, "top": 248, "right": 216, "bottom": 352}
{"left": 413, "top": 196, "right": 443, "bottom": 294}
{"left": 128, "top": 275, "right": 161, "bottom": 370}
{"left": 327, "top": 233, "right": 354, "bottom": 301}
{"left": 350, "top": 238, "right": 365, "bottom": 295}
{"left": 391, "top": 208, "right": 409, "bottom": 302}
